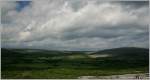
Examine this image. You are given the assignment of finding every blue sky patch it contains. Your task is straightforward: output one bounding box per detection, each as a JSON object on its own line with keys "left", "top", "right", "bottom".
{"left": 16, "top": 1, "right": 31, "bottom": 11}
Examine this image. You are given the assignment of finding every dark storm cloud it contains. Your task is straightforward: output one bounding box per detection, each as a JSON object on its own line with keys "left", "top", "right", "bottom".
{"left": 118, "top": 1, "right": 149, "bottom": 8}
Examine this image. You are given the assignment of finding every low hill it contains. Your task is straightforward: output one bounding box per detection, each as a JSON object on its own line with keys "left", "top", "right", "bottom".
{"left": 92, "top": 47, "right": 149, "bottom": 60}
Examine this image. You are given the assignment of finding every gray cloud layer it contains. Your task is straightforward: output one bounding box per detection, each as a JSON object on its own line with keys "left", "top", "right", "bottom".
{"left": 1, "top": 0, "right": 149, "bottom": 51}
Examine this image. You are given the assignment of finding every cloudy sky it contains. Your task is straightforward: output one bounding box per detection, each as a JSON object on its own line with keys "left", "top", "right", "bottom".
{"left": 1, "top": 0, "right": 149, "bottom": 51}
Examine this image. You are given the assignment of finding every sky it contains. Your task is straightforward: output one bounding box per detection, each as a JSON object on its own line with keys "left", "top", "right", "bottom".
{"left": 1, "top": 0, "right": 149, "bottom": 51}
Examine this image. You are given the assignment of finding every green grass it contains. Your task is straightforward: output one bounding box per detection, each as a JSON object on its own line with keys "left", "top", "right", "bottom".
{"left": 2, "top": 67, "right": 148, "bottom": 79}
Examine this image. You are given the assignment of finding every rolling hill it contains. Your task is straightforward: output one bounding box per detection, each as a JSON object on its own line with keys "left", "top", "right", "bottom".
{"left": 1, "top": 47, "right": 149, "bottom": 79}
{"left": 92, "top": 47, "right": 149, "bottom": 60}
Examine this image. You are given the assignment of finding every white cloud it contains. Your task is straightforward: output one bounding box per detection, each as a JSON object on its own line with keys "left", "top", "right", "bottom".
{"left": 1, "top": 1, "right": 149, "bottom": 50}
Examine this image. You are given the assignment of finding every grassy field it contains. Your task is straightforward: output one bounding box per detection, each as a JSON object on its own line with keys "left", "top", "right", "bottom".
{"left": 1, "top": 47, "right": 149, "bottom": 79}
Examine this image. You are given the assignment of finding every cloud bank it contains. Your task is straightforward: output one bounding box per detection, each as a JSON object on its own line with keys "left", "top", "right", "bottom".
{"left": 1, "top": 0, "right": 149, "bottom": 51}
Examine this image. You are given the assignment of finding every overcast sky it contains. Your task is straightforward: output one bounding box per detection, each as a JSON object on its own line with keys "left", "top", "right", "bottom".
{"left": 1, "top": 0, "right": 149, "bottom": 51}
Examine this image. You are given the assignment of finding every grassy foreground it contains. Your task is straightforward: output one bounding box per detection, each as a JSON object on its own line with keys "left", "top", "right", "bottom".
{"left": 2, "top": 67, "right": 148, "bottom": 79}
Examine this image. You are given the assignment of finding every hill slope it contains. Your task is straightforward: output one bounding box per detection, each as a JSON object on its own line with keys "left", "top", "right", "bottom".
{"left": 92, "top": 47, "right": 149, "bottom": 60}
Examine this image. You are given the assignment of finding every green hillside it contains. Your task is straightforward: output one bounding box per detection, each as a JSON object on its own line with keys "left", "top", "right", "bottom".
{"left": 93, "top": 47, "right": 149, "bottom": 60}
{"left": 1, "top": 47, "right": 149, "bottom": 79}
